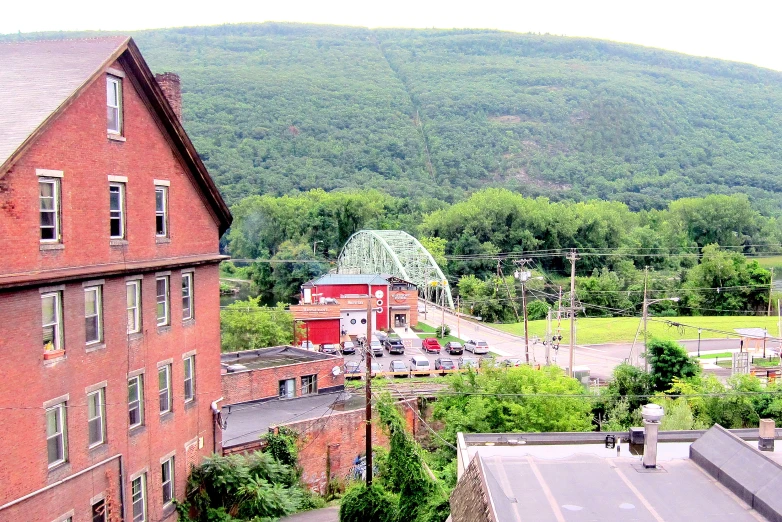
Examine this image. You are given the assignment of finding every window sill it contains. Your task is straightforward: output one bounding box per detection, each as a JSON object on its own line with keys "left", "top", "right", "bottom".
{"left": 86, "top": 343, "right": 106, "bottom": 354}
{"left": 110, "top": 239, "right": 128, "bottom": 246}
{"left": 40, "top": 243, "right": 64, "bottom": 251}
{"left": 184, "top": 399, "right": 197, "bottom": 410}
{"left": 157, "top": 325, "right": 172, "bottom": 335}
{"left": 183, "top": 318, "right": 195, "bottom": 328}
{"left": 160, "top": 411, "right": 174, "bottom": 423}
{"left": 47, "top": 461, "right": 70, "bottom": 479}
{"left": 161, "top": 502, "right": 177, "bottom": 519}
{"left": 43, "top": 349, "right": 65, "bottom": 362}
{"left": 107, "top": 134, "right": 126, "bottom": 142}
{"left": 129, "top": 424, "right": 145, "bottom": 436}
{"left": 128, "top": 332, "right": 143, "bottom": 343}
{"left": 156, "top": 237, "right": 171, "bottom": 244}
{"left": 88, "top": 442, "right": 108, "bottom": 454}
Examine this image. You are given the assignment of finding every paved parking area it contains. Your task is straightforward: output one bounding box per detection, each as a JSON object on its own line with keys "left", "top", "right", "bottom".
{"left": 340, "top": 337, "right": 522, "bottom": 375}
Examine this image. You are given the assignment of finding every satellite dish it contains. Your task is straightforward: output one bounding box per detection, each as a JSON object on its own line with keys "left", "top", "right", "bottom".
{"left": 332, "top": 366, "right": 341, "bottom": 376}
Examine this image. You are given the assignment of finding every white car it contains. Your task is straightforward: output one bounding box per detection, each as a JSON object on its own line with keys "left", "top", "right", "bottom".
{"left": 465, "top": 339, "right": 490, "bottom": 355}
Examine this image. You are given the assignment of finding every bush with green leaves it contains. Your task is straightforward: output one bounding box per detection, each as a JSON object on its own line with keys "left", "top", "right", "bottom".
{"left": 436, "top": 324, "right": 451, "bottom": 338}
{"left": 339, "top": 484, "right": 399, "bottom": 522}
{"left": 646, "top": 338, "right": 700, "bottom": 392}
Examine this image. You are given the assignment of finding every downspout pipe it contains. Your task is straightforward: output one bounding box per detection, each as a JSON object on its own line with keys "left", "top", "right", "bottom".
{"left": 212, "top": 397, "right": 224, "bottom": 454}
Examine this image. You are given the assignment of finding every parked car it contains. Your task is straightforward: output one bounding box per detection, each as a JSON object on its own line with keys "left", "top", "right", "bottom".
{"left": 384, "top": 337, "right": 405, "bottom": 355}
{"left": 435, "top": 358, "right": 456, "bottom": 370}
{"left": 344, "top": 361, "right": 362, "bottom": 378}
{"left": 503, "top": 358, "right": 523, "bottom": 367}
{"left": 371, "top": 361, "right": 383, "bottom": 376}
{"left": 340, "top": 340, "right": 356, "bottom": 355}
{"left": 465, "top": 339, "right": 490, "bottom": 355}
{"left": 410, "top": 355, "right": 431, "bottom": 375}
{"left": 299, "top": 341, "right": 315, "bottom": 351}
{"left": 445, "top": 341, "right": 463, "bottom": 355}
{"left": 375, "top": 331, "right": 389, "bottom": 342}
{"left": 320, "top": 343, "right": 338, "bottom": 355}
{"left": 459, "top": 357, "right": 478, "bottom": 369}
{"left": 389, "top": 360, "right": 409, "bottom": 376}
{"left": 370, "top": 337, "right": 384, "bottom": 357}
{"left": 422, "top": 338, "right": 442, "bottom": 353}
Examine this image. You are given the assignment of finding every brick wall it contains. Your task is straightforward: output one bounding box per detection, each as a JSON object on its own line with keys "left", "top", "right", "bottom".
{"left": 0, "top": 56, "right": 223, "bottom": 522}
{"left": 222, "top": 355, "right": 345, "bottom": 405}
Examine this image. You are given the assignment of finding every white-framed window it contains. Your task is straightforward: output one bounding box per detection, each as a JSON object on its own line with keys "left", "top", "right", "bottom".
{"left": 158, "top": 365, "right": 172, "bottom": 415}
{"left": 46, "top": 402, "right": 67, "bottom": 467}
{"left": 301, "top": 374, "right": 317, "bottom": 396}
{"left": 127, "top": 280, "right": 142, "bottom": 334}
{"left": 107, "top": 76, "right": 122, "bottom": 135}
{"left": 128, "top": 375, "right": 144, "bottom": 428}
{"left": 131, "top": 474, "right": 147, "bottom": 522}
{"left": 87, "top": 388, "right": 106, "bottom": 447}
{"left": 161, "top": 456, "right": 175, "bottom": 505}
{"left": 156, "top": 277, "right": 169, "bottom": 326}
{"left": 40, "top": 178, "right": 60, "bottom": 242}
{"left": 155, "top": 187, "right": 168, "bottom": 237}
{"left": 109, "top": 183, "right": 125, "bottom": 238}
{"left": 84, "top": 286, "right": 103, "bottom": 345}
{"left": 42, "top": 292, "right": 63, "bottom": 353}
{"left": 183, "top": 356, "right": 195, "bottom": 403}
{"left": 182, "top": 272, "right": 193, "bottom": 321}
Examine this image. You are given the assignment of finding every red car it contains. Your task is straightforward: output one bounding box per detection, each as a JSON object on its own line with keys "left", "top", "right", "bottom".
{"left": 422, "top": 338, "right": 441, "bottom": 353}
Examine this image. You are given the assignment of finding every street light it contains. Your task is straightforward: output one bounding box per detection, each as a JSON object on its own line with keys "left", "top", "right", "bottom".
{"left": 643, "top": 296, "right": 680, "bottom": 371}
{"left": 697, "top": 328, "right": 702, "bottom": 358}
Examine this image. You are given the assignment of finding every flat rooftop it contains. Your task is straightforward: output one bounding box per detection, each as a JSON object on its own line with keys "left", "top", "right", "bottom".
{"left": 221, "top": 346, "right": 337, "bottom": 371}
{"left": 221, "top": 391, "right": 364, "bottom": 449}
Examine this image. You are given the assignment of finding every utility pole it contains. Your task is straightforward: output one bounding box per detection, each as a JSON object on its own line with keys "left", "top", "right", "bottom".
{"left": 778, "top": 299, "right": 781, "bottom": 356}
{"left": 441, "top": 283, "right": 446, "bottom": 337}
{"left": 545, "top": 309, "right": 552, "bottom": 366}
{"left": 567, "top": 250, "right": 578, "bottom": 377}
{"left": 456, "top": 296, "right": 461, "bottom": 340}
{"left": 641, "top": 266, "right": 649, "bottom": 372}
{"left": 364, "top": 298, "right": 373, "bottom": 486}
{"left": 769, "top": 268, "right": 775, "bottom": 316}
{"left": 514, "top": 259, "right": 533, "bottom": 364}
{"left": 498, "top": 258, "right": 521, "bottom": 323}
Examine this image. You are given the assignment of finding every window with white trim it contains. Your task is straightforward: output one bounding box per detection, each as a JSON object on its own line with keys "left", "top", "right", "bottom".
{"left": 155, "top": 187, "right": 168, "bottom": 237}
{"left": 156, "top": 277, "right": 169, "bottom": 326}
{"left": 128, "top": 375, "right": 144, "bottom": 428}
{"left": 46, "top": 402, "right": 67, "bottom": 467}
{"left": 301, "top": 374, "right": 317, "bottom": 396}
{"left": 131, "top": 474, "right": 146, "bottom": 522}
{"left": 42, "top": 292, "right": 63, "bottom": 353}
{"left": 161, "top": 456, "right": 175, "bottom": 505}
{"left": 84, "top": 286, "right": 103, "bottom": 345}
{"left": 183, "top": 356, "right": 195, "bottom": 403}
{"left": 109, "top": 183, "right": 125, "bottom": 239}
{"left": 158, "top": 365, "right": 172, "bottom": 414}
{"left": 127, "top": 280, "right": 142, "bottom": 334}
{"left": 87, "top": 388, "right": 106, "bottom": 447}
{"left": 107, "top": 76, "right": 122, "bottom": 135}
{"left": 182, "top": 272, "right": 193, "bottom": 321}
{"left": 40, "top": 178, "right": 60, "bottom": 242}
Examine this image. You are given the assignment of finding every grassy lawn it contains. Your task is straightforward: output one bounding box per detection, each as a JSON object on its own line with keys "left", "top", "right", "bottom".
{"left": 755, "top": 256, "right": 782, "bottom": 269}
{"left": 414, "top": 322, "right": 464, "bottom": 345}
{"left": 696, "top": 352, "right": 733, "bottom": 359}
{"left": 493, "top": 315, "right": 782, "bottom": 345}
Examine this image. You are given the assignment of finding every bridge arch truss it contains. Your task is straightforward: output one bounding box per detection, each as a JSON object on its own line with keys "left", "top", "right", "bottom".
{"left": 337, "top": 230, "right": 454, "bottom": 309}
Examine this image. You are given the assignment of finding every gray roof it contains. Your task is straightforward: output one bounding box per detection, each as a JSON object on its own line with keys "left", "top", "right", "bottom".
{"left": 222, "top": 391, "right": 355, "bottom": 448}
{"left": 0, "top": 37, "right": 128, "bottom": 170}
{"left": 312, "top": 274, "right": 389, "bottom": 286}
{"left": 454, "top": 425, "right": 781, "bottom": 521}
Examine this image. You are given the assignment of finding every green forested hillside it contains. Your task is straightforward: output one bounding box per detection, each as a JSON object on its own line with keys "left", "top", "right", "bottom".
{"left": 132, "top": 23, "right": 782, "bottom": 211}
{"left": 7, "top": 23, "right": 782, "bottom": 211}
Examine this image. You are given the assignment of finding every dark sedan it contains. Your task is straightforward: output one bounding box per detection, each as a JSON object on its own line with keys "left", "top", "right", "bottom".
{"left": 435, "top": 358, "right": 456, "bottom": 370}
{"left": 445, "top": 341, "right": 463, "bottom": 355}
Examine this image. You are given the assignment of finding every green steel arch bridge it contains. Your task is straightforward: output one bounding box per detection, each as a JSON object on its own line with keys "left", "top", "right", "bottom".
{"left": 337, "top": 230, "right": 455, "bottom": 310}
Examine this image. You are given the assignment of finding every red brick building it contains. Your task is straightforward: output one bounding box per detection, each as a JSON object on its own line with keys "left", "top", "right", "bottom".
{"left": 0, "top": 37, "right": 232, "bottom": 522}
{"left": 291, "top": 274, "right": 419, "bottom": 346}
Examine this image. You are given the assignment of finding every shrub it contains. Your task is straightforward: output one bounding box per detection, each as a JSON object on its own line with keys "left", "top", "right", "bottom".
{"left": 435, "top": 324, "right": 451, "bottom": 338}
{"left": 526, "top": 300, "right": 550, "bottom": 321}
{"left": 339, "top": 484, "right": 398, "bottom": 522}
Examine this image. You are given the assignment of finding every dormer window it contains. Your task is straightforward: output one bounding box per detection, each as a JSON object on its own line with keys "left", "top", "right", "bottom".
{"left": 107, "top": 76, "right": 122, "bottom": 135}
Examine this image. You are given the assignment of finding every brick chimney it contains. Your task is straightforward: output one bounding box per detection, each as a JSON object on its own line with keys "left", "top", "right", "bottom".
{"left": 155, "top": 72, "right": 182, "bottom": 122}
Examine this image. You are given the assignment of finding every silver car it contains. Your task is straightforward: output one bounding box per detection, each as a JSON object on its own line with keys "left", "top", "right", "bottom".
{"left": 465, "top": 339, "right": 490, "bottom": 355}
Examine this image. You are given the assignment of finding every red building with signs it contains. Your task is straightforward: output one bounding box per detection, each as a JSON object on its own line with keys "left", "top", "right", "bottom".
{"left": 291, "top": 274, "right": 419, "bottom": 346}
{"left": 0, "top": 37, "right": 231, "bottom": 522}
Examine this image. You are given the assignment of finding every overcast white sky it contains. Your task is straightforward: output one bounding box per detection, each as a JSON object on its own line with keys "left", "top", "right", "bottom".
{"left": 3, "top": 0, "right": 782, "bottom": 71}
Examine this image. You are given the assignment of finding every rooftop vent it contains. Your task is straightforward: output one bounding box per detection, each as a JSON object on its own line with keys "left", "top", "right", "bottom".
{"left": 642, "top": 404, "right": 664, "bottom": 468}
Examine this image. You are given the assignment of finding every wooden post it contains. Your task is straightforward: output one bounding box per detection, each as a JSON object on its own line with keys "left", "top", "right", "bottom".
{"left": 365, "top": 298, "right": 373, "bottom": 486}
